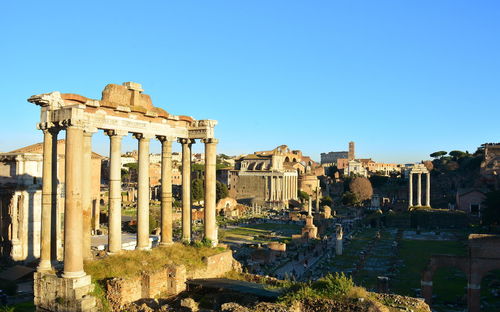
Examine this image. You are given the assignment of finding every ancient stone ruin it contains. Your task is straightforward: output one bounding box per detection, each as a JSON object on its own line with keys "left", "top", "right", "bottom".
{"left": 29, "top": 82, "right": 219, "bottom": 311}
{"left": 408, "top": 164, "right": 431, "bottom": 208}
{"left": 421, "top": 234, "right": 500, "bottom": 312}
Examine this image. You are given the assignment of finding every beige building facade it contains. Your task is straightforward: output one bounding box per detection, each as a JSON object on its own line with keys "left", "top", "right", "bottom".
{"left": 0, "top": 141, "right": 101, "bottom": 262}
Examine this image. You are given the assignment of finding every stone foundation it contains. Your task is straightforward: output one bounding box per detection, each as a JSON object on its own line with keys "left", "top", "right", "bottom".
{"left": 105, "top": 250, "right": 238, "bottom": 311}
{"left": 34, "top": 272, "right": 97, "bottom": 312}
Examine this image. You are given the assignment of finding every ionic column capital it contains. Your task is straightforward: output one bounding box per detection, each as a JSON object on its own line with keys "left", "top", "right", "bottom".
{"left": 83, "top": 127, "right": 98, "bottom": 136}
{"left": 201, "top": 138, "right": 219, "bottom": 144}
{"left": 156, "top": 135, "right": 176, "bottom": 143}
{"left": 37, "top": 122, "right": 56, "bottom": 131}
{"left": 59, "top": 119, "right": 86, "bottom": 130}
{"left": 133, "top": 132, "right": 155, "bottom": 140}
{"left": 178, "top": 138, "right": 196, "bottom": 145}
{"left": 105, "top": 129, "right": 127, "bottom": 137}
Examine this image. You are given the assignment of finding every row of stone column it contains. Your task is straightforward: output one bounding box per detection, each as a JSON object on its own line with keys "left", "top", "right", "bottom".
{"left": 38, "top": 124, "right": 218, "bottom": 279}
{"left": 408, "top": 172, "right": 431, "bottom": 207}
{"left": 267, "top": 175, "right": 297, "bottom": 201}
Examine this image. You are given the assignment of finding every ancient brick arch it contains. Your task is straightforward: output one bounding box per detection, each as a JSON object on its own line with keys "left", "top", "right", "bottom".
{"left": 421, "top": 234, "right": 500, "bottom": 312}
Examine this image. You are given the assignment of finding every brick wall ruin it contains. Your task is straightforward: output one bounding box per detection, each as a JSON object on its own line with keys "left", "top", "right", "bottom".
{"left": 105, "top": 250, "right": 238, "bottom": 310}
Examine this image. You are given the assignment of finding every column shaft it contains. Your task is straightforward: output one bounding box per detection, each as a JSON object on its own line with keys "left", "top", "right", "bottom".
{"left": 180, "top": 139, "right": 193, "bottom": 242}
{"left": 38, "top": 128, "right": 55, "bottom": 271}
{"left": 81, "top": 132, "right": 92, "bottom": 259}
{"left": 62, "top": 126, "right": 85, "bottom": 278}
{"left": 107, "top": 132, "right": 123, "bottom": 254}
{"left": 203, "top": 139, "right": 218, "bottom": 245}
{"left": 417, "top": 173, "right": 422, "bottom": 206}
{"left": 50, "top": 131, "right": 58, "bottom": 262}
{"left": 159, "top": 137, "right": 173, "bottom": 246}
{"left": 93, "top": 199, "right": 100, "bottom": 230}
{"left": 426, "top": 173, "right": 431, "bottom": 207}
{"left": 408, "top": 173, "right": 413, "bottom": 208}
{"left": 136, "top": 134, "right": 150, "bottom": 250}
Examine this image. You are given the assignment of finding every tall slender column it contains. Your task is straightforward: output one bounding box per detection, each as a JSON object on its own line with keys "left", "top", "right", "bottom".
{"left": 93, "top": 199, "right": 100, "bottom": 231}
{"left": 272, "top": 176, "right": 275, "bottom": 201}
{"left": 417, "top": 173, "right": 422, "bottom": 206}
{"left": 50, "top": 130, "right": 59, "bottom": 263}
{"left": 158, "top": 136, "right": 173, "bottom": 246}
{"left": 106, "top": 130, "right": 124, "bottom": 254}
{"left": 315, "top": 186, "right": 320, "bottom": 213}
{"left": 408, "top": 173, "right": 413, "bottom": 208}
{"left": 179, "top": 138, "right": 194, "bottom": 242}
{"left": 62, "top": 126, "right": 85, "bottom": 278}
{"left": 293, "top": 176, "right": 299, "bottom": 200}
{"left": 38, "top": 127, "right": 57, "bottom": 271}
{"left": 203, "top": 138, "right": 218, "bottom": 245}
{"left": 426, "top": 172, "right": 431, "bottom": 207}
{"left": 81, "top": 131, "right": 94, "bottom": 260}
{"left": 135, "top": 133, "right": 151, "bottom": 250}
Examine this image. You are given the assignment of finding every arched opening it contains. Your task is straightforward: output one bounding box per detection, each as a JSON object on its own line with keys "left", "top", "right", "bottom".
{"left": 284, "top": 156, "right": 290, "bottom": 162}
{"left": 480, "top": 269, "right": 500, "bottom": 311}
{"left": 432, "top": 266, "right": 468, "bottom": 311}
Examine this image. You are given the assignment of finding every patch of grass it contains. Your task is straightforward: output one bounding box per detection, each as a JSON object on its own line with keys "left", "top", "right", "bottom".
{"left": 84, "top": 243, "right": 226, "bottom": 281}
{"left": 0, "top": 302, "right": 36, "bottom": 312}
{"left": 90, "top": 281, "right": 111, "bottom": 312}
{"left": 392, "top": 238, "right": 469, "bottom": 311}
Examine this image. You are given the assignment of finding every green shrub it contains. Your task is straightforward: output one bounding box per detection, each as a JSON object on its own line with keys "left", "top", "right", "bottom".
{"left": 312, "top": 273, "right": 354, "bottom": 297}
{"left": 279, "top": 273, "right": 356, "bottom": 304}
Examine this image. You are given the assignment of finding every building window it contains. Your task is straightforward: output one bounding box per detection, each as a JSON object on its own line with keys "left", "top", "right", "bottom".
{"left": 470, "top": 204, "right": 480, "bottom": 216}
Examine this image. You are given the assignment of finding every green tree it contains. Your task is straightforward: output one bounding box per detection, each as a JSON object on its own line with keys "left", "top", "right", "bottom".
{"left": 449, "top": 150, "right": 466, "bottom": 160}
{"left": 320, "top": 196, "right": 333, "bottom": 207}
{"left": 216, "top": 181, "right": 229, "bottom": 202}
{"left": 482, "top": 190, "right": 500, "bottom": 225}
{"left": 430, "top": 151, "right": 447, "bottom": 158}
{"left": 369, "top": 175, "right": 389, "bottom": 188}
{"left": 124, "top": 162, "right": 138, "bottom": 170}
{"left": 298, "top": 191, "right": 309, "bottom": 202}
{"left": 342, "top": 191, "right": 357, "bottom": 206}
{"left": 192, "top": 178, "right": 204, "bottom": 202}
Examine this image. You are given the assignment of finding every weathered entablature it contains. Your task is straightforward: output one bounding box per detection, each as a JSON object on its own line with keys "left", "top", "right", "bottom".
{"left": 29, "top": 83, "right": 216, "bottom": 141}
{"left": 29, "top": 82, "right": 219, "bottom": 312}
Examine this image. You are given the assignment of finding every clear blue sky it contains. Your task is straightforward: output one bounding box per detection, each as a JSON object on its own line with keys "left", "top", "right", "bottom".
{"left": 1, "top": 1, "right": 499, "bottom": 163}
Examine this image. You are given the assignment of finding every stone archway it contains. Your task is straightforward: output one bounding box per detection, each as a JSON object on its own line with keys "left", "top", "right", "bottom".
{"left": 480, "top": 269, "right": 500, "bottom": 311}
{"left": 422, "top": 234, "right": 500, "bottom": 312}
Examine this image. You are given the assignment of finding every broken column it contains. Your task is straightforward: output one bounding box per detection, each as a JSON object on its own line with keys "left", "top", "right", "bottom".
{"left": 335, "top": 223, "right": 343, "bottom": 256}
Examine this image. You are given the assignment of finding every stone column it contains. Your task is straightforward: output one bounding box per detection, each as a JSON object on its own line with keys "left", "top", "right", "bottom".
{"left": 270, "top": 175, "right": 275, "bottom": 201}
{"left": 293, "top": 176, "right": 297, "bottom": 199}
{"left": 81, "top": 130, "right": 94, "bottom": 260}
{"left": 336, "top": 225, "right": 343, "bottom": 256}
{"left": 158, "top": 136, "right": 173, "bottom": 246}
{"left": 408, "top": 173, "right": 413, "bottom": 208}
{"left": 426, "top": 172, "right": 431, "bottom": 207}
{"left": 179, "top": 138, "right": 194, "bottom": 242}
{"left": 421, "top": 280, "right": 432, "bottom": 306}
{"left": 203, "top": 138, "right": 218, "bottom": 245}
{"left": 106, "top": 130, "right": 124, "bottom": 254}
{"left": 62, "top": 126, "right": 85, "bottom": 279}
{"left": 135, "top": 133, "right": 151, "bottom": 250}
{"left": 468, "top": 283, "right": 481, "bottom": 312}
{"left": 417, "top": 173, "right": 422, "bottom": 206}
{"left": 38, "top": 127, "right": 57, "bottom": 272}
{"left": 93, "top": 199, "right": 100, "bottom": 231}
{"left": 315, "top": 187, "right": 320, "bottom": 213}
